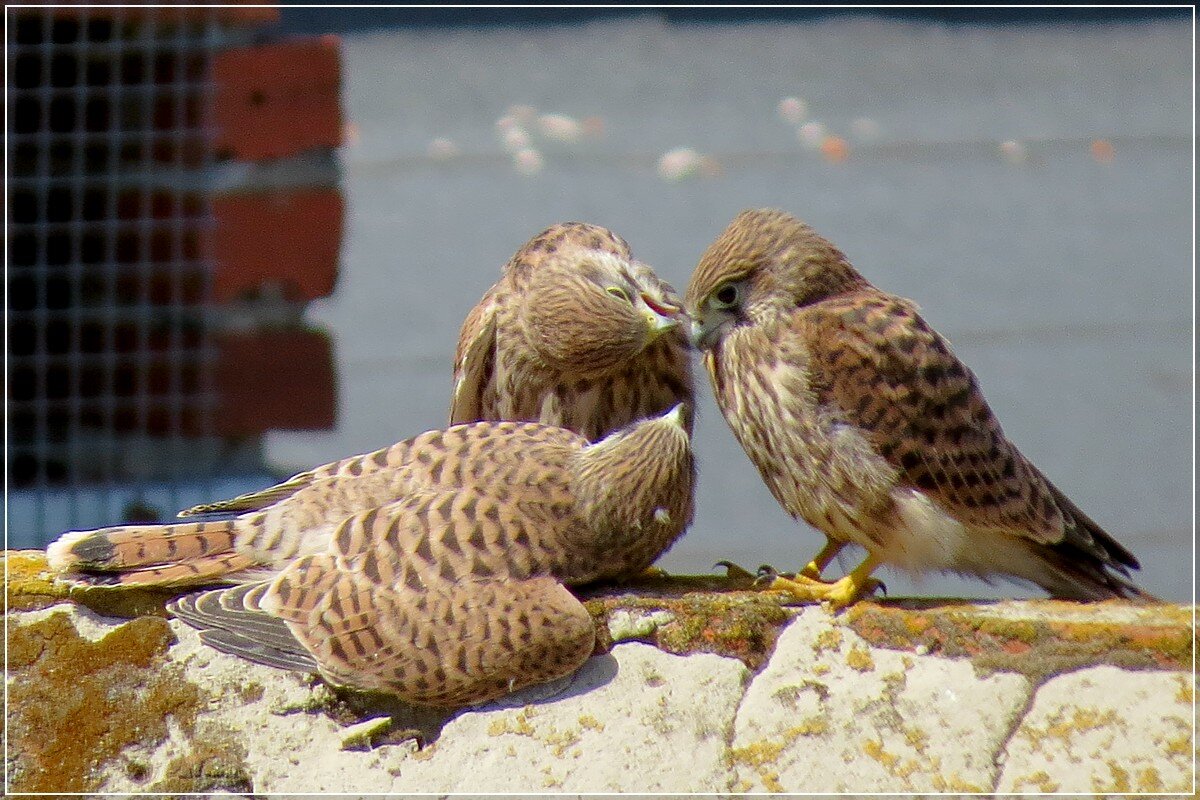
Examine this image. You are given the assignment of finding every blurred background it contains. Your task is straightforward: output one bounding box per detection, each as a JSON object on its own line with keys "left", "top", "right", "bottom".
{"left": 6, "top": 6, "right": 1192, "bottom": 602}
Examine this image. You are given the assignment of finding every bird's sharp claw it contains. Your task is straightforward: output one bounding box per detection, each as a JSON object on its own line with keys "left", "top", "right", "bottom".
{"left": 755, "top": 564, "right": 778, "bottom": 579}
{"left": 715, "top": 560, "right": 757, "bottom": 581}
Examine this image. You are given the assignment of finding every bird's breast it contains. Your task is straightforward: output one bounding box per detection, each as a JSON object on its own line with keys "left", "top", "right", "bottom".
{"left": 709, "top": 328, "right": 897, "bottom": 548}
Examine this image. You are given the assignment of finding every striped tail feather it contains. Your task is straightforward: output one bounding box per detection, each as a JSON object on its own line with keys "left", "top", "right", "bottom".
{"left": 47, "top": 519, "right": 258, "bottom": 588}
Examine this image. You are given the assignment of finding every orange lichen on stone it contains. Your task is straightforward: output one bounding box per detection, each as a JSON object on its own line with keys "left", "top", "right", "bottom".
{"left": 582, "top": 579, "right": 792, "bottom": 670}
{"left": 844, "top": 599, "right": 1194, "bottom": 680}
{"left": 5, "top": 549, "right": 68, "bottom": 611}
{"left": 8, "top": 610, "right": 201, "bottom": 793}
{"left": 5, "top": 549, "right": 177, "bottom": 618}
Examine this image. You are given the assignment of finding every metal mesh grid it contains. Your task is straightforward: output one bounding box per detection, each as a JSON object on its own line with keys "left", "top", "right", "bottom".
{"left": 7, "top": 9, "right": 233, "bottom": 542}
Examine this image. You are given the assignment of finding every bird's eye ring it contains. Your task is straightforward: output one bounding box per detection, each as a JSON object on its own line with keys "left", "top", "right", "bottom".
{"left": 712, "top": 282, "right": 740, "bottom": 308}
{"left": 606, "top": 286, "right": 633, "bottom": 304}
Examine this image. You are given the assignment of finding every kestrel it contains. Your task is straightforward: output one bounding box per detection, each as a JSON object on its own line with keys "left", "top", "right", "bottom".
{"left": 685, "top": 208, "right": 1148, "bottom": 608}
{"left": 451, "top": 222, "right": 694, "bottom": 440}
{"left": 48, "top": 406, "right": 694, "bottom": 707}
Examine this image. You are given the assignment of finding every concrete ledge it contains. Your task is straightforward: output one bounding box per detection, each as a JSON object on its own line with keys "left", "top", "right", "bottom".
{"left": 6, "top": 550, "right": 1196, "bottom": 793}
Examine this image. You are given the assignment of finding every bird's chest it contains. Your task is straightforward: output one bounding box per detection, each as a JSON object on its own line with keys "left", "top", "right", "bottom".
{"left": 497, "top": 360, "right": 654, "bottom": 441}
{"left": 708, "top": 332, "right": 889, "bottom": 541}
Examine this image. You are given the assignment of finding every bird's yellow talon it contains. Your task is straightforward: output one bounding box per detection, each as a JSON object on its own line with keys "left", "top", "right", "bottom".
{"left": 757, "top": 555, "right": 884, "bottom": 610}
{"left": 798, "top": 561, "right": 823, "bottom": 580}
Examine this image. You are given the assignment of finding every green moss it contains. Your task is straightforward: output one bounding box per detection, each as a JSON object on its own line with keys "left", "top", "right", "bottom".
{"left": 582, "top": 580, "right": 793, "bottom": 670}
{"left": 845, "top": 644, "right": 875, "bottom": 672}
{"left": 340, "top": 717, "right": 422, "bottom": 752}
{"left": 844, "top": 599, "right": 1194, "bottom": 681}
{"left": 727, "top": 719, "right": 829, "bottom": 791}
{"left": 5, "top": 549, "right": 177, "bottom": 618}
{"left": 239, "top": 681, "right": 266, "bottom": 704}
{"left": 149, "top": 730, "right": 253, "bottom": 794}
{"left": 8, "top": 610, "right": 201, "bottom": 793}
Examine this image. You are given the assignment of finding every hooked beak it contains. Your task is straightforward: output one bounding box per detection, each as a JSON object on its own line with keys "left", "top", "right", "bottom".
{"left": 688, "top": 312, "right": 725, "bottom": 350}
{"left": 641, "top": 293, "right": 680, "bottom": 340}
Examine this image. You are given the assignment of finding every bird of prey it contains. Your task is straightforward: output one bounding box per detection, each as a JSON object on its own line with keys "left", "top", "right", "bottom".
{"left": 48, "top": 406, "right": 694, "bottom": 707}
{"left": 451, "top": 222, "right": 694, "bottom": 441}
{"left": 685, "top": 208, "right": 1148, "bottom": 608}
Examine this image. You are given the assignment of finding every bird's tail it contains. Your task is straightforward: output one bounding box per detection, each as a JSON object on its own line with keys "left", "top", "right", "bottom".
{"left": 1035, "top": 479, "right": 1159, "bottom": 603}
{"left": 47, "top": 519, "right": 257, "bottom": 588}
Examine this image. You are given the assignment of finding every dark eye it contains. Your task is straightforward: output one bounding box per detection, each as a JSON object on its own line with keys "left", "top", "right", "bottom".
{"left": 713, "top": 282, "right": 740, "bottom": 308}
{"left": 606, "top": 286, "right": 632, "bottom": 304}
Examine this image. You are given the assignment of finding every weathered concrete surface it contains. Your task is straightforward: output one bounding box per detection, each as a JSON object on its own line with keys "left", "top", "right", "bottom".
{"left": 996, "top": 666, "right": 1195, "bottom": 793}
{"left": 6, "top": 550, "right": 1196, "bottom": 793}
{"left": 729, "top": 611, "right": 1031, "bottom": 792}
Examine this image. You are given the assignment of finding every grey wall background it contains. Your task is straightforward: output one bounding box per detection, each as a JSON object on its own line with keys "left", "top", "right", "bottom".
{"left": 263, "top": 14, "right": 1192, "bottom": 601}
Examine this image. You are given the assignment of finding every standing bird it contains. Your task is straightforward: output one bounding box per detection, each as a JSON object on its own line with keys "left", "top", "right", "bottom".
{"left": 451, "top": 222, "right": 694, "bottom": 440}
{"left": 48, "top": 406, "right": 694, "bottom": 707}
{"left": 685, "top": 208, "right": 1148, "bottom": 608}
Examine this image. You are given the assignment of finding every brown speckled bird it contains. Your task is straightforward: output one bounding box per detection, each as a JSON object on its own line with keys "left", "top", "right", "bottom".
{"left": 48, "top": 406, "right": 694, "bottom": 707}
{"left": 685, "top": 208, "right": 1148, "bottom": 608}
{"left": 451, "top": 222, "right": 694, "bottom": 440}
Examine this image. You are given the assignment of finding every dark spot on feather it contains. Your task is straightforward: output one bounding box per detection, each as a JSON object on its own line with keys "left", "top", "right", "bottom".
{"left": 471, "top": 556, "right": 493, "bottom": 578}
{"left": 336, "top": 522, "right": 354, "bottom": 554}
{"left": 414, "top": 535, "right": 434, "bottom": 565}
{"left": 461, "top": 495, "right": 478, "bottom": 521}
{"left": 405, "top": 567, "right": 423, "bottom": 591}
{"left": 467, "top": 527, "right": 487, "bottom": 550}
{"left": 921, "top": 364, "right": 945, "bottom": 384}
{"left": 1041, "top": 496, "right": 1057, "bottom": 518}
{"left": 441, "top": 526, "right": 464, "bottom": 557}
{"left": 362, "top": 552, "right": 381, "bottom": 583}
{"left": 913, "top": 470, "right": 938, "bottom": 491}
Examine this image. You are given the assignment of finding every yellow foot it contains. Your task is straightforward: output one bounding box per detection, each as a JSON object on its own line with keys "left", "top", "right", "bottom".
{"left": 761, "top": 572, "right": 884, "bottom": 610}
{"left": 798, "top": 537, "right": 847, "bottom": 580}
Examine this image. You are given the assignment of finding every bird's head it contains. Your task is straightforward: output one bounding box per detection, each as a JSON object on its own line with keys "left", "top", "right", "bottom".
{"left": 684, "top": 208, "right": 867, "bottom": 350}
{"left": 516, "top": 225, "right": 684, "bottom": 375}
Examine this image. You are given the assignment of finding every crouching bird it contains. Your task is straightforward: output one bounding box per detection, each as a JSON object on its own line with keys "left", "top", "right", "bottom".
{"left": 450, "top": 221, "right": 694, "bottom": 440}
{"left": 48, "top": 405, "right": 694, "bottom": 707}
{"left": 685, "top": 208, "right": 1152, "bottom": 609}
